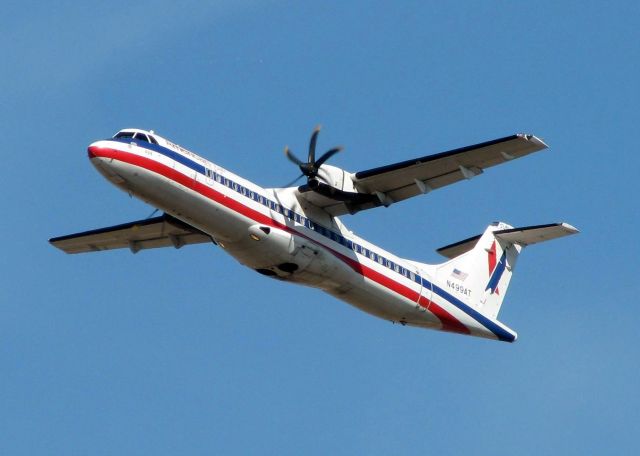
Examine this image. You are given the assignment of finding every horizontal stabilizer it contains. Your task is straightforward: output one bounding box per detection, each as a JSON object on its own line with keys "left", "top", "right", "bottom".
{"left": 436, "top": 222, "right": 578, "bottom": 258}
{"left": 494, "top": 223, "right": 579, "bottom": 246}
{"left": 50, "top": 213, "right": 214, "bottom": 254}
{"left": 436, "top": 234, "right": 482, "bottom": 259}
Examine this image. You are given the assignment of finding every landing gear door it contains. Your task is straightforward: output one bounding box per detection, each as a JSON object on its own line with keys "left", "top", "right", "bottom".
{"left": 288, "top": 235, "right": 316, "bottom": 272}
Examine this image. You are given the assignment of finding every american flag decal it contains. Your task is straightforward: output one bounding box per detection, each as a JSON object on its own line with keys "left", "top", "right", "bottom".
{"left": 451, "top": 268, "right": 468, "bottom": 281}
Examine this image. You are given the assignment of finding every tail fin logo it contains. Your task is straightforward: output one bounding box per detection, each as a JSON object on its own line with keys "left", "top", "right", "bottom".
{"left": 486, "top": 241, "right": 506, "bottom": 295}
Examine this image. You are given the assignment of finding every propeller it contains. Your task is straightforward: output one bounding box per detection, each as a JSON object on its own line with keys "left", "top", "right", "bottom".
{"left": 284, "top": 126, "right": 343, "bottom": 187}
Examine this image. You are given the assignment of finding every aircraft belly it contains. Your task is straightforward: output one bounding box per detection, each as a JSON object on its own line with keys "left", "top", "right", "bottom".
{"left": 223, "top": 228, "right": 358, "bottom": 290}
{"left": 327, "top": 285, "right": 402, "bottom": 321}
{"left": 327, "top": 275, "right": 441, "bottom": 327}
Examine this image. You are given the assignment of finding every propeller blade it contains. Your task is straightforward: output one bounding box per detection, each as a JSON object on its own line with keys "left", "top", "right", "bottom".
{"left": 315, "top": 146, "right": 343, "bottom": 168}
{"left": 284, "top": 146, "right": 304, "bottom": 166}
{"left": 284, "top": 173, "right": 305, "bottom": 188}
{"left": 284, "top": 126, "right": 343, "bottom": 188}
{"left": 308, "top": 125, "right": 321, "bottom": 164}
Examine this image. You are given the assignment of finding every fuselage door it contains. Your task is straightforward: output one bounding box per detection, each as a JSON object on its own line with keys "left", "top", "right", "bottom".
{"left": 418, "top": 270, "right": 433, "bottom": 313}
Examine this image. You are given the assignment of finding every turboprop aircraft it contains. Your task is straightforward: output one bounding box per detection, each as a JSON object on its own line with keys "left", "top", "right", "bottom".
{"left": 50, "top": 127, "right": 578, "bottom": 342}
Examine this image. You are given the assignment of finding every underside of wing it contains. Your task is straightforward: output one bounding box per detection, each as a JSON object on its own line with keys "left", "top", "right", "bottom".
{"left": 494, "top": 223, "right": 579, "bottom": 246}
{"left": 50, "top": 213, "right": 214, "bottom": 254}
{"left": 297, "top": 134, "right": 548, "bottom": 216}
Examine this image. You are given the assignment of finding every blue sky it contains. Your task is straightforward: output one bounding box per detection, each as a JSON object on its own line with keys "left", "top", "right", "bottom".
{"left": 3, "top": 1, "right": 639, "bottom": 454}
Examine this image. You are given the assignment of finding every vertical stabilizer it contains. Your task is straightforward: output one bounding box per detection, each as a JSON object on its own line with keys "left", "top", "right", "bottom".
{"left": 435, "top": 222, "right": 578, "bottom": 320}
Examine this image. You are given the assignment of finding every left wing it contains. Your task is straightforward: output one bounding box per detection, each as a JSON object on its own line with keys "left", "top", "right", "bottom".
{"left": 298, "top": 134, "right": 547, "bottom": 215}
{"left": 50, "top": 213, "right": 214, "bottom": 254}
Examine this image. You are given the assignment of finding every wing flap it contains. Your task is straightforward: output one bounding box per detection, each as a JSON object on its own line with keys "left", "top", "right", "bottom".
{"left": 50, "top": 214, "right": 213, "bottom": 254}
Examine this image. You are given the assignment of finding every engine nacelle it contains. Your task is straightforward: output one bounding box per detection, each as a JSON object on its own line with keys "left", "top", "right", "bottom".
{"left": 307, "top": 165, "right": 378, "bottom": 209}
{"left": 315, "top": 164, "right": 358, "bottom": 193}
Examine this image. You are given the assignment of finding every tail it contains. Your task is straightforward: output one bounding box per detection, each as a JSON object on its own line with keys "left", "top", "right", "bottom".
{"left": 436, "top": 222, "right": 578, "bottom": 322}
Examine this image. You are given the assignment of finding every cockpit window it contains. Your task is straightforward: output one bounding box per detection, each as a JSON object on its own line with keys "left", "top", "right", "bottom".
{"left": 114, "top": 131, "right": 135, "bottom": 139}
{"left": 134, "top": 132, "right": 149, "bottom": 143}
{"left": 148, "top": 135, "right": 158, "bottom": 145}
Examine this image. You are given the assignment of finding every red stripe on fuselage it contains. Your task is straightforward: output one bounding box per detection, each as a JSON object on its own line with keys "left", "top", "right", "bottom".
{"left": 89, "top": 145, "right": 470, "bottom": 335}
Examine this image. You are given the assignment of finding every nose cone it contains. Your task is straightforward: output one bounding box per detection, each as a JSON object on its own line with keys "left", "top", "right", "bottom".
{"left": 87, "top": 142, "right": 103, "bottom": 159}
{"left": 87, "top": 140, "right": 127, "bottom": 186}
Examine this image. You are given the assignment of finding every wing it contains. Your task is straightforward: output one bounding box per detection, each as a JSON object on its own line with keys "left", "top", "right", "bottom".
{"left": 298, "top": 134, "right": 548, "bottom": 215}
{"left": 50, "top": 213, "right": 214, "bottom": 254}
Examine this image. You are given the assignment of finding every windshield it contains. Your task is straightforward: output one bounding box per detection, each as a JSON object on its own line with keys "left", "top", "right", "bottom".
{"left": 114, "top": 131, "right": 134, "bottom": 139}
{"left": 114, "top": 130, "right": 158, "bottom": 145}
{"left": 134, "top": 132, "right": 149, "bottom": 143}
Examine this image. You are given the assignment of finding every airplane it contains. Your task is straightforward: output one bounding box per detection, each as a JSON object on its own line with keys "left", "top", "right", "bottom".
{"left": 50, "top": 127, "right": 578, "bottom": 342}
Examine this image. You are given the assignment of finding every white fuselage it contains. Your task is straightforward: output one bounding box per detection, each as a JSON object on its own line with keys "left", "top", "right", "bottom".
{"left": 87, "top": 133, "right": 512, "bottom": 341}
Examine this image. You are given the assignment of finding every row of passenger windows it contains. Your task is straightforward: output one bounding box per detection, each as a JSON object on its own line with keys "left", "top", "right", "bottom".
{"left": 114, "top": 131, "right": 159, "bottom": 145}
{"left": 205, "top": 167, "right": 420, "bottom": 284}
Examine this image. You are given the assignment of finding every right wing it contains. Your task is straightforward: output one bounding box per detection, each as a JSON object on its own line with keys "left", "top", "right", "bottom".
{"left": 297, "top": 134, "right": 547, "bottom": 215}
{"left": 50, "top": 213, "right": 214, "bottom": 254}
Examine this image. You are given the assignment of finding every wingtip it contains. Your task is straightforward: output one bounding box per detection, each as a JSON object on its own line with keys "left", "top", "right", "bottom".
{"left": 560, "top": 222, "right": 580, "bottom": 234}
{"left": 519, "top": 133, "right": 549, "bottom": 149}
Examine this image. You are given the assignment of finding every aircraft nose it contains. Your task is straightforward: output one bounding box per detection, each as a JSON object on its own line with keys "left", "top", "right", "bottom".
{"left": 87, "top": 140, "right": 128, "bottom": 187}
{"left": 87, "top": 142, "right": 101, "bottom": 159}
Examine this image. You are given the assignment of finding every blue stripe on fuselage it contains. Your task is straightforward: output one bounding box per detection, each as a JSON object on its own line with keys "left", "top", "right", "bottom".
{"left": 112, "top": 138, "right": 207, "bottom": 175}
{"left": 426, "top": 279, "right": 515, "bottom": 342}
